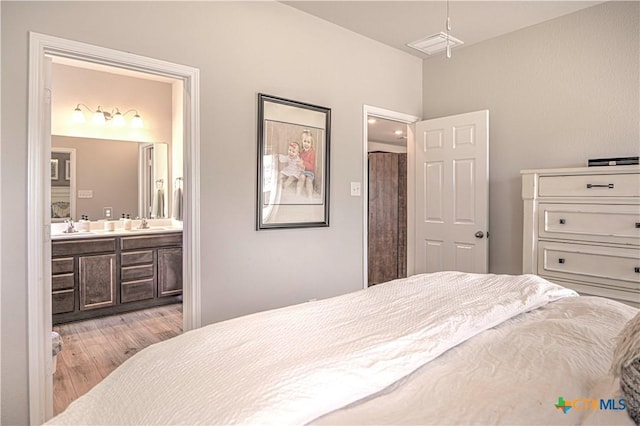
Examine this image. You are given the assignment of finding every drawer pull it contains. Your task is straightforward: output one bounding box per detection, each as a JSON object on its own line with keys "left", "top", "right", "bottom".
{"left": 636, "top": 222, "right": 640, "bottom": 229}
{"left": 635, "top": 267, "right": 640, "bottom": 273}
{"left": 586, "top": 183, "right": 614, "bottom": 189}
{"left": 558, "top": 258, "right": 566, "bottom": 264}
{"left": 559, "top": 219, "right": 566, "bottom": 225}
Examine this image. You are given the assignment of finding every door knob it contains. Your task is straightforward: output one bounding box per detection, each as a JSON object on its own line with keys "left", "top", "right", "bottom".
{"left": 475, "top": 231, "right": 484, "bottom": 239}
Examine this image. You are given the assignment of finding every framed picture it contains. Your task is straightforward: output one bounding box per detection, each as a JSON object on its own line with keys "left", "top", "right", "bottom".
{"left": 65, "top": 160, "right": 71, "bottom": 181}
{"left": 257, "top": 93, "right": 331, "bottom": 229}
{"left": 50, "top": 159, "right": 59, "bottom": 180}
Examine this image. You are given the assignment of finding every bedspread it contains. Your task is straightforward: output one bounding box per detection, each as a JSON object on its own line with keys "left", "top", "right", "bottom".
{"left": 314, "top": 295, "right": 638, "bottom": 425}
{"left": 48, "top": 272, "right": 576, "bottom": 425}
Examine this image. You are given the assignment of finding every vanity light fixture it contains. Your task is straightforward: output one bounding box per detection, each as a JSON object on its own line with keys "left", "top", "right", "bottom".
{"left": 72, "top": 104, "right": 144, "bottom": 128}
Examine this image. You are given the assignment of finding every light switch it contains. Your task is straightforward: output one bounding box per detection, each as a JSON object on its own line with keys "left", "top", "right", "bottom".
{"left": 350, "top": 182, "right": 361, "bottom": 197}
{"left": 78, "top": 189, "right": 93, "bottom": 199}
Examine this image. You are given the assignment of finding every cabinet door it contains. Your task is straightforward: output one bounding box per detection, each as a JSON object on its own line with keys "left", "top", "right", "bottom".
{"left": 158, "top": 248, "right": 182, "bottom": 297}
{"left": 79, "top": 254, "right": 116, "bottom": 310}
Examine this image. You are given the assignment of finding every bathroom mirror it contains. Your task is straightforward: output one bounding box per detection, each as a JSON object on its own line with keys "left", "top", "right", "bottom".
{"left": 51, "top": 135, "right": 169, "bottom": 221}
{"left": 50, "top": 148, "right": 75, "bottom": 222}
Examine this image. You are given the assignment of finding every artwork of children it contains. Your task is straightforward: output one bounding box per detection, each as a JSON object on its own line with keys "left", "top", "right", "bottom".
{"left": 264, "top": 122, "right": 324, "bottom": 205}
{"left": 257, "top": 93, "right": 330, "bottom": 229}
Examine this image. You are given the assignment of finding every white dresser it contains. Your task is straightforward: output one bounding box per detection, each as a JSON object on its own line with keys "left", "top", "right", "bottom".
{"left": 522, "top": 165, "right": 640, "bottom": 308}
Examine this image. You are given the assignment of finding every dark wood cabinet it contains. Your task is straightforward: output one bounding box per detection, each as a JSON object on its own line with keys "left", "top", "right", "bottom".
{"left": 158, "top": 248, "right": 183, "bottom": 297}
{"left": 52, "top": 232, "right": 182, "bottom": 324}
{"left": 51, "top": 257, "right": 74, "bottom": 314}
{"left": 120, "top": 249, "right": 155, "bottom": 303}
{"left": 79, "top": 254, "right": 116, "bottom": 310}
{"left": 368, "top": 152, "right": 407, "bottom": 286}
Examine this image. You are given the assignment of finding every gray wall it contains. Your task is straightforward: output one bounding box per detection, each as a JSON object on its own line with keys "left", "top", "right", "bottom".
{"left": 1, "top": 2, "right": 422, "bottom": 423}
{"left": 422, "top": 1, "right": 640, "bottom": 274}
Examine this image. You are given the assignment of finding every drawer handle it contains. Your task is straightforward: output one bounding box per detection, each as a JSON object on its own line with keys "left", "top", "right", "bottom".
{"left": 558, "top": 258, "right": 566, "bottom": 264}
{"left": 635, "top": 267, "right": 640, "bottom": 273}
{"left": 586, "top": 183, "right": 614, "bottom": 189}
{"left": 636, "top": 222, "right": 640, "bottom": 229}
{"left": 559, "top": 219, "right": 566, "bottom": 225}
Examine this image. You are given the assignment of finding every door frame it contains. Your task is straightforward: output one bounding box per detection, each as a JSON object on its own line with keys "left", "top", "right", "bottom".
{"left": 362, "top": 105, "right": 420, "bottom": 289}
{"left": 28, "top": 32, "right": 201, "bottom": 424}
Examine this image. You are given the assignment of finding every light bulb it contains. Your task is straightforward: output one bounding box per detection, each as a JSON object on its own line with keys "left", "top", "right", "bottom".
{"left": 112, "top": 111, "right": 126, "bottom": 127}
{"left": 131, "top": 114, "right": 143, "bottom": 128}
{"left": 92, "top": 108, "right": 106, "bottom": 125}
{"left": 71, "top": 106, "right": 85, "bottom": 123}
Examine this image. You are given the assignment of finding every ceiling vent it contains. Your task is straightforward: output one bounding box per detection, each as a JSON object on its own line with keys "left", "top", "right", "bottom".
{"left": 407, "top": 32, "right": 464, "bottom": 55}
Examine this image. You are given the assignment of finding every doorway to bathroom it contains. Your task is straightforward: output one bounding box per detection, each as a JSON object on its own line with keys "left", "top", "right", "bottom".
{"left": 49, "top": 58, "right": 185, "bottom": 415}
{"left": 28, "top": 32, "right": 201, "bottom": 424}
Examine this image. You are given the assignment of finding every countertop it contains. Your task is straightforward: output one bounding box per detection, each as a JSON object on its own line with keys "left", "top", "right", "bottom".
{"left": 51, "top": 226, "right": 183, "bottom": 241}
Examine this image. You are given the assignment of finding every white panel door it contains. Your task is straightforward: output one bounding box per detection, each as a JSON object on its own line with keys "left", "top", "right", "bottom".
{"left": 414, "top": 110, "right": 489, "bottom": 273}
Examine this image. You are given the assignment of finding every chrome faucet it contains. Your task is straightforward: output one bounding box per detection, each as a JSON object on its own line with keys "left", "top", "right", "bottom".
{"left": 63, "top": 219, "right": 77, "bottom": 233}
{"left": 137, "top": 217, "right": 149, "bottom": 229}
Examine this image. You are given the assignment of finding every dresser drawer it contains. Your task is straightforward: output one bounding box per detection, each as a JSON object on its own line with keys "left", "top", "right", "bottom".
{"left": 538, "top": 173, "right": 640, "bottom": 197}
{"left": 121, "top": 250, "right": 154, "bottom": 267}
{"left": 52, "top": 289, "right": 75, "bottom": 314}
{"left": 52, "top": 273, "right": 74, "bottom": 291}
{"left": 538, "top": 242, "right": 640, "bottom": 292}
{"left": 121, "top": 264, "right": 154, "bottom": 281}
{"left": 52, "top": 257, "right": 74, "bottom": 274}
{"left": 121, "top": 279, "right": 154, "bottom": 303}
{"left": 539, "top": 204, "right": 640, "bottom": 245}
{"left": 52, "top": 238, "right": 116, "bottom": 257}
{"left": 121, "top": 233, "right": 182, "bottom": 250}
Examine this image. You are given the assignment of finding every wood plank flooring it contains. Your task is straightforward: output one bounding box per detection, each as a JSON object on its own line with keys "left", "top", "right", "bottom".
{"left": 53, "top": 303, "right": 182, "bottom": 416}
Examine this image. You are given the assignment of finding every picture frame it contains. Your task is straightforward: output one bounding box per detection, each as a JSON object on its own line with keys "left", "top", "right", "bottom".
{"left": 65, "top": 159, "right": 71, "bottom": 181}
{"left": 257, "top": 93, "right": 331, "bottom": 230}
{"left": 50, "top": 159, "right": 59, "bottom": 180}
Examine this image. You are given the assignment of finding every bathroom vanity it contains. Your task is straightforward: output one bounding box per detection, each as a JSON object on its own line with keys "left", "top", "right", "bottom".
{"left": 51, "top": 227, "right": 182, "bottom": 324}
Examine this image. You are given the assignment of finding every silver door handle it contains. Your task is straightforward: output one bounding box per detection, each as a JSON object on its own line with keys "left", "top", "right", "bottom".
{"left": 475, "top": 231, "right": 484, "bottom": 239}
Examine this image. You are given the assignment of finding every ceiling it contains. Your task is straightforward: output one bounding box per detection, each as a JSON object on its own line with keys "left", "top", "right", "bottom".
{"left": 282, "top": 1, "right": 602, "bottom": 58}
{"left": 282, "top": 1, "right": 602, "bottom": 145}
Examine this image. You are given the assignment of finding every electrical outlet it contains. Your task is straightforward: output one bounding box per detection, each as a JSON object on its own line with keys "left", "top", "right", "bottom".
{"left": 103, "top": 207, "right": 113, "bottom": 218}
{"left": 350, "top": 182, "right": 361, "bottom": 196}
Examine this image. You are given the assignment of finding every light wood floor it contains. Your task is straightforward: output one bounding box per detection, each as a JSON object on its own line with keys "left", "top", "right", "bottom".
{"left": 53, "top": 303, "right": 183, "bottom": 416}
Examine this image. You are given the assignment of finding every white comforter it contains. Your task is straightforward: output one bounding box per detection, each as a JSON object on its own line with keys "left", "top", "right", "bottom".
{"left": 49, "top": 272, "right": 577, "bottom": 425}
{"left": 314, "top": 295, "right": 638, "bottom": 425}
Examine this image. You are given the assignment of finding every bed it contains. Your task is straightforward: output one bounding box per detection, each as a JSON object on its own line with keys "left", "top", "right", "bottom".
{"left": 48, "top": 271, "right": 639, "bottom": 425}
